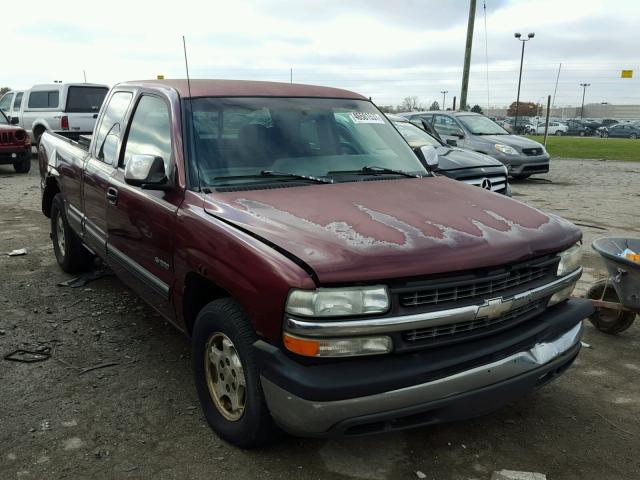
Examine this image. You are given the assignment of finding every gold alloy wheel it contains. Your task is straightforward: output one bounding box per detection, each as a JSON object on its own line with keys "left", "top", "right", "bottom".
{"left": 204, "top": 332, "right": 247, "bottom": 421}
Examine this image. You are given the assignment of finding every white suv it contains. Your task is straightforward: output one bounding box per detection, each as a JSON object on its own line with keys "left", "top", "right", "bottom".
{"left": 14, "top": 83, "right": 108, "bottom": 145}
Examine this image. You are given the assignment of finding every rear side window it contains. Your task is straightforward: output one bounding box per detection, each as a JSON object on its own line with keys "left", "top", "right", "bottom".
{"left": 94, "top": 91, "right": 133, "bottom": 165}
{"left": 121, "top": 95, "right": 171, "bottom": 170}
{"left": 13, "top": 92, "right": 23, "bottom": 111}
{"left": 28, "top": 90, "right": 60, "bottom": 108}
{"left": 65, "top": 86, "right": 108, "bottom": 113}
{"left": 0, "top": 93, "right": 13, "bottom": 112}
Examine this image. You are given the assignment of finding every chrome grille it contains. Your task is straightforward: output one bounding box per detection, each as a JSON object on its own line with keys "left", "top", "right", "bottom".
{"left": 399, "top": 258, "right": 556, "bottom": 308}
{"left": 462, "top": 175, "right": 507, "bottom": 193}
{"left": 403, "top": 300, "right": 545, "bottom": 342}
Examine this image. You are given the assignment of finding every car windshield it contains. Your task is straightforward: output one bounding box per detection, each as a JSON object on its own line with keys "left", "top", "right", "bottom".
{"left": 458, "top": 115, "right": 509, "bottom": 135}
{"left": 0, "top": 111, "right": 7, "bottom": 125}
{"left": 185, "top": 97, "right": 427, "bottom": 188}
{"left": 392, "top": 121, "right": 442, "bottom": 148}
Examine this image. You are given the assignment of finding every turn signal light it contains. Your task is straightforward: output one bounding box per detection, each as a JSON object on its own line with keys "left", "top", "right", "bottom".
{"left": 283, "top": 332, "right": 392, "bottom": 358}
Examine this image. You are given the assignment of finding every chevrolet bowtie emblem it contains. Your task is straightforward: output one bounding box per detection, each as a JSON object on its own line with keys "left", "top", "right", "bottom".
{"left": 476, "top": 297, "right": 515, "bottom": 319}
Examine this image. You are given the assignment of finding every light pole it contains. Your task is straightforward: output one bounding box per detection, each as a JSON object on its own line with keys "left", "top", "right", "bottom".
{"left": 513, "top": 32, "right": 535, "bottom": 133}
{"left": 441, "top": 90, "right": 448, "bottom": 110}
{"left": 580, "top": 83, "right": 590, "bottom": 118}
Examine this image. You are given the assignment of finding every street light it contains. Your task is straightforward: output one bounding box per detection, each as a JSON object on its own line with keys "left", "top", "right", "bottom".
{"left": 441, "top": 90, "right": 448, "bottom": 110}
{"left": 580, "top": 83, "right": 591, "bottom": 118}
{"left": 513, "top": 32, "right": 535, "bottom": 132}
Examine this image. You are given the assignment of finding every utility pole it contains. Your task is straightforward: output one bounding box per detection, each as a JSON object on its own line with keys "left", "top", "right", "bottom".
{"left": 460, "top": 0, "right": 477, "bottom": 111}
{"left": 441, "top": 90, "right": 448, "bottom": 110}
{"left": 580, "top": 83, "right": 590, "bottom": 118}
{"left": 290, "top": 68, "right": 293, "bottom": 84}
{"left": 83, "top": 70, "right": 87, "bottom": 83}
{"left": 513, "top": 32, "right": 535, "bottom": 133}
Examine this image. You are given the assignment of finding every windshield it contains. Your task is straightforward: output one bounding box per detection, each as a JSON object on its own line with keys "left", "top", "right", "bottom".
{"left": 458, "top": 115, "right": 509, "bottom": 135}
{"left": 185, "top": 97, "right": 427, "bottom": 188}
{"left": 392, "top": 121, "right": 442, "bottom": 148}
{"left": 0, "top": 111, "right": 7, "bottom": 125}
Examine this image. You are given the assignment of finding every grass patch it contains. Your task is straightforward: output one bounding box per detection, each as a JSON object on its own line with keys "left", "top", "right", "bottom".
{"left": 526, "top": 135, "right": 640, "bottom": 161}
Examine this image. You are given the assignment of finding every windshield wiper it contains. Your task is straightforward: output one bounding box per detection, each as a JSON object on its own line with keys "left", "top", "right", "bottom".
{"left": 212, "top": 171, "right": 333, "bottom": 185}
{"left": 329, "top": 166, "right": 422, "bottom": 178}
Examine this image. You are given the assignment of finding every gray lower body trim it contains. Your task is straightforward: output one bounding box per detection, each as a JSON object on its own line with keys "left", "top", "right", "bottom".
{"left": 261, "top": 322, "right": 583, "bottom": 436}
{"left": 285, "top": 268, "right": 582, "bottom": 338}
{"left": 107, "top": 244, "right": 170, "bottom": 299}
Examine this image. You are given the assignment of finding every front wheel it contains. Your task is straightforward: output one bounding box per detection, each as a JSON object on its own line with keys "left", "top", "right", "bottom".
{"left": 586, "top": 280, "right": 636, "bottom": 334}
{"left": 50, "top": 194, "right": 94, "bottom": 273}
{"left": 579, "top": 131, "right": 585, "bottom": 137}
{"left": 192, "top": 298, "right": 279, "bottom": 448}
{"left": 630, "top": 134, "right": 637, "bottom": 139}
{"left": 13, "top": 156, "right": 31, "bottom": 173}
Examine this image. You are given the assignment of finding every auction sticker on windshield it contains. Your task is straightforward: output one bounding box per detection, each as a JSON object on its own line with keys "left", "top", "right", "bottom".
{"left": 349, "top": 112, "right": 385, "bottom": 124}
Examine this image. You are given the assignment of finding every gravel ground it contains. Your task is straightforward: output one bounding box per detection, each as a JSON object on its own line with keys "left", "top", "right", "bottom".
{"left": 1, "top": 157, "right": 639, "bottom": 480}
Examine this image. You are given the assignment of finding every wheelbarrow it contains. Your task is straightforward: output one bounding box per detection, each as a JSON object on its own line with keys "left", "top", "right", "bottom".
{"left": 585, "top": 237, "right": 640, "bottom": 334}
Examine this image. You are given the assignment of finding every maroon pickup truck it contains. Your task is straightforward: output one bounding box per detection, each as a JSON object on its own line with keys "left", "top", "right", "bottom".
{"left": 0, "top": 110, "right": 31, "bottom": 173}
{"left": 39, "top": 79, "right": 592, "bottom": 448}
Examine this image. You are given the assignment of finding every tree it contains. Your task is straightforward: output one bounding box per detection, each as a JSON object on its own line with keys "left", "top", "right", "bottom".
{"left": 401, "top": 96, "right": 420, "bottom": 112}
{"left": 470, "top": 104, "right": 484, "bottom": 114}
{"left": 0, "top": 87, "right": 10, "bottom": 97}
{"left": 507, "top": 101, "right": 537, "bottom": 117}
{"left": 428, "top": 101, "right": 440, "bottom": 111}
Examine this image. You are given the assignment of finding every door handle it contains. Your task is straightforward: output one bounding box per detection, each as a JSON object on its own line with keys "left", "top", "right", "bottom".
{"left": 106, "top": 187, "right": 118, "bottom": 205}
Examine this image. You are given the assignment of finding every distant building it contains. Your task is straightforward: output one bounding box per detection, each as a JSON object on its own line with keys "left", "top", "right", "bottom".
{"left": 485, "top": 104, "right": 640, "bottom": 120}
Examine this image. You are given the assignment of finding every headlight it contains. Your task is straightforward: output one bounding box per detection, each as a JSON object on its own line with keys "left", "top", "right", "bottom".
{"left": 283, "top": 333, "right": 392, "bottom": 357}
{"left": 557, "top": 244, "right": 582, "bottom": 276}
{"left": 285, "top": 286, "right": 389, "bottom": 317}
{"left": 494, "top": 144, "right": 518, "bottom": 155}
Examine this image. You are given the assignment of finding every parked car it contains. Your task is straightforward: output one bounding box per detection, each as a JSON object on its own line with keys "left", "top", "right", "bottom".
{"left": 15, "top": 83, "right": 108, "bottom": 146}
{"left": 399, "top": 111, "right": 550, "bottom": 179}
{"left": 0, "top": 90, "right": 25, "bottom": 123}
{"left": 562, "top": 120, "right": 589, "bottom": 136}
{"left": 387, "top": 114, "right": 511, "bottom": 196}
{"left": 602, "top": 123, "right": 640, "bottom": 139}
{"left": 502, "top": 116, "right": 531, "bottom": 134}
{"left": 39, "top": 79, "right": 591, "bottom": 447}
{"left": 526, "top": 121, "right": 568, "bottom": 136}
{"left": 0, "top": 110, "right": 31, "bottom": 173}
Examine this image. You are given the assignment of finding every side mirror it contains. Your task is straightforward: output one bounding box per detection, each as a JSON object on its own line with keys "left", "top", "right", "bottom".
{"left": 419, "top": 145, "right": 439, "bottom": 171}
{"left": 452, "top": 131, "right": 465, "bottom": 139}
{"left": 10, "top": 117, "right": 19, "bottom": 125}
{"left": 445, "top": 139, "right": 458, "bottom": 147}
{"left": 124, "top": 154, "right": 170, "bottom": 189}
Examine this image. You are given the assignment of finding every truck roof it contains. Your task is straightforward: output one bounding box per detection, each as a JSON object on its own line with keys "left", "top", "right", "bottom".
{"left": 118, "top": 79, "right": 367, "bottom": 100}
{"left": 29, "top": 83, "right": 108, "bottom": 91}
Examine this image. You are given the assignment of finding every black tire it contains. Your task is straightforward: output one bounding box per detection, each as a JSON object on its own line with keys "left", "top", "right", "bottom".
{"left": 13, "top": 156, "right": 31, "bottom": 173}
{"left": 511, "top": 174, "right": 531, "bottom": 180}
{"left": 555, "top": 130, "right": 563, "bottom": 136}
{"left": 630, "top": 134, "right": 637, "bottom": 139}
{"left": 586, "top": 280, "right": 636, "bottom": 334}
{"left": 579, "top": 131, "right": 585, "bottom": 137}
{"left": 192, "top": 298, "right": 279, "bottom": 448}
{"left": 50, "top": 194, "right": 94, "bottom": 273}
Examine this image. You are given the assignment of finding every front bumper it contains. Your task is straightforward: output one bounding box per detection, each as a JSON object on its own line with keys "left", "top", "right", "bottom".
{"left": 490, "top": 152, "right": 550, "bottom": 176}
{"left": 257, "top": 298, "right": 592, "bottom": 437}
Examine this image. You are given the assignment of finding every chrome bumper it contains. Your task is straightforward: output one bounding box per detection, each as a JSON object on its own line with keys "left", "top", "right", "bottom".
{"left": 285, "top": 268, "right": 582, "bottom": 338}
{"left": 261, "top": 322, "right": 583, "bottom": 436}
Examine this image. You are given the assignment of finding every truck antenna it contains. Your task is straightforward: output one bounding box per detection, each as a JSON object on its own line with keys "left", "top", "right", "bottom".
{"left": 182, "top": 35, "right": 207, "bottom": 193}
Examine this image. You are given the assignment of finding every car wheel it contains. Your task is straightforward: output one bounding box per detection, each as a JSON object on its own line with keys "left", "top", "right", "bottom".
{"left": 192, "top": 298, "right": 279, "bottom": 448}
{"left": 50, "top": 194, "right": 95, "bottom": 273}
{"left": 586, "top": 280, "right": 636, "bottom": 334}
{"left": 630, "top": 134, "right": 637, "bottom": 139}
{"left": 555, "top": 130, "right": 563, "bottom": 136}
{"left": 13, "top": 156, "right": 31, "bottom": 173}
{"left": 602, "top": 131, "right": 609, "bottom": 138}
{"left": 579, "top": 131, "right": 585, "bottom": 137}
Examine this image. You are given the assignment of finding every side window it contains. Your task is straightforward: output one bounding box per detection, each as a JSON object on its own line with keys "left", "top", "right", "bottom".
{"left": 433, "top": 115, "right": 463, "bottom": 135}
{"left": 28, "top": 90, "right": 60, "bottom": 108}
{"left": 93, "top": 91, "right": 133, "bottom": 165}
{"left": 13, "top": 93, "right": 23, "bottom": 111}
{"left": 121, "top": 96, "right": 171, "bottom": 170}
{"left": 0, "top": 93, "right": 13, "bottom": 112}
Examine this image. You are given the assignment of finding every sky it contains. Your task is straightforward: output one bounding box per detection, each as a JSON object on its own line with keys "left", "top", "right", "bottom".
{"left": 4, "top": 0, "right": 639, "bottom": 108}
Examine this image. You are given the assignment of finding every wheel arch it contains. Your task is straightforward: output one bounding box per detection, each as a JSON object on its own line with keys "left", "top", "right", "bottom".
{"left": 42, "top": 176, "right": 61, "bottom": 218}
{"left": 182, "top": 272, "right": 232, "bottom": 336}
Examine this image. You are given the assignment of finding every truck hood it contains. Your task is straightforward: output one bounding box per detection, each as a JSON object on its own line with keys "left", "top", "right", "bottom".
{"left": 477, "top": 134, "right": 544, "bottom": 150}
{"left": 203, "top": 177, "right": 580, "bottom": 284}
{"left": 435, "top": 146, "right": 503, "bottom": 170}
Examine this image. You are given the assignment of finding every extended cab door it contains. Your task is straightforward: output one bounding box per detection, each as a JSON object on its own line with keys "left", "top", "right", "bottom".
{"left": 81, "top": 90, "right": 134, "bottom": 256}
{"left": 106, "top": 94, "right": 181, "bottom": 320}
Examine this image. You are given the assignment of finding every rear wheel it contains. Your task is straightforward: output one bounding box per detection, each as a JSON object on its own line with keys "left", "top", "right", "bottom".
{"left": 555, "top": 130, "right": 563, "bottom": 136}
{"left": 192, "top": 298, "right": 279, "bottom": 448}
{"left": 586, "top": 280, "right": 636, "bottom": 334}
{"left": 601, "top": 131, "right": 609, "bottom": 138}
{"left": 579, "top": 131, "right": 585, "bottom": 137}
{"left": 50, "top": 194, "right": 94, "bottom": 273}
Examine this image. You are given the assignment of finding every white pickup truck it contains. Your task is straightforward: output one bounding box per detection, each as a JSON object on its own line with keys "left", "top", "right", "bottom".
{"left": 13, "top": 83, "right": 108, "bottom": 145}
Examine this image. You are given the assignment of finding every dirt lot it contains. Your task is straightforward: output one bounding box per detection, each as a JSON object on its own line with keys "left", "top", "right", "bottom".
{"left": 1, "top": 157, "right": 639, "bottom": 480}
